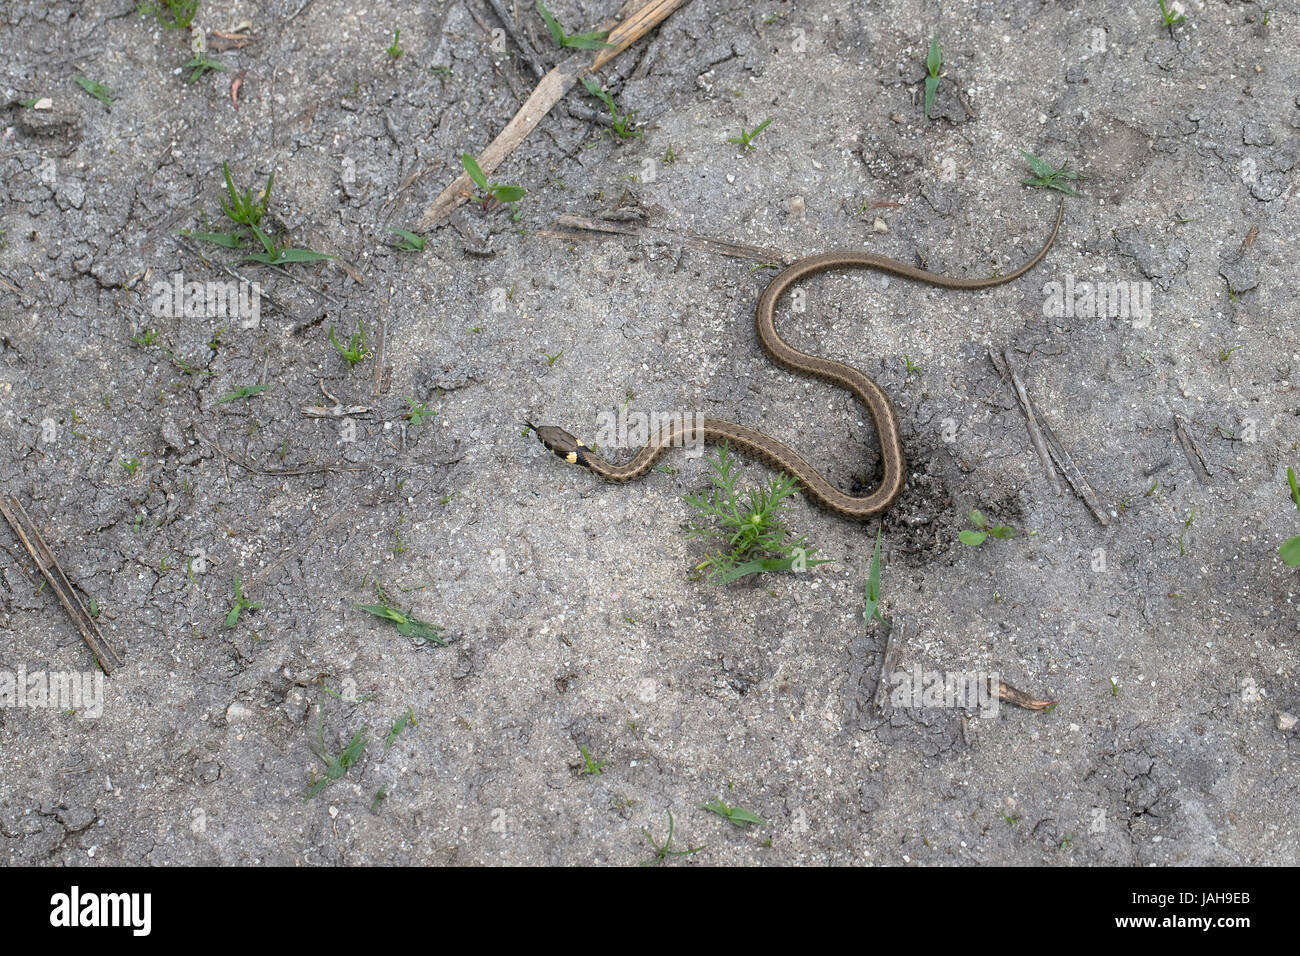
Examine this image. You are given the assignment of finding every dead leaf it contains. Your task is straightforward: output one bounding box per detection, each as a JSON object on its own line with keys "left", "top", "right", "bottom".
{"left": 210, "top": 31, "right": 258, "bottom": 51}
{"left": 335, "top": 259, "right": 365, "bottom": 284}
{"left": 997, "top": 679, "right": 1057, "bottom": 712}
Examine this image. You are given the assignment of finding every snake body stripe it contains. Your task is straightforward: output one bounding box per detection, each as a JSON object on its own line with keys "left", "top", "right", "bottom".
{"left": 530, "top": 199, "right": 1064, "bottom": 520}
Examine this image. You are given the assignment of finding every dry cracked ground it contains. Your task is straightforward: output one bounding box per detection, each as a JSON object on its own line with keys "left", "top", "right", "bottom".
{"left": 0, "top": 0, "right": 1297, "bottom": 865}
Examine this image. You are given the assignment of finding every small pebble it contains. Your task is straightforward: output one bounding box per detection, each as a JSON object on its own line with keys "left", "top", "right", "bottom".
{"left": 226, "top": 702, "right": 252, "bottom": 722}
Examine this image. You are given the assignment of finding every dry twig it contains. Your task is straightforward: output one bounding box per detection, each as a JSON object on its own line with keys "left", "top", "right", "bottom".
{"left": 0, "top": 495, "right": 121, "bottom": 673}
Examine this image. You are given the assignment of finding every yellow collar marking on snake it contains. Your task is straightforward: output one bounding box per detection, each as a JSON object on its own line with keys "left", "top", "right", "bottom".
{"left": 529, "top": 199, "right": 1064, "bottom": 520}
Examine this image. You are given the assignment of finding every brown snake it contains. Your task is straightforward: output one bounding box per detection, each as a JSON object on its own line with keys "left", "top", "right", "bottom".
{"left": 530, "top": 199, "right": 1064, "bottom": 520}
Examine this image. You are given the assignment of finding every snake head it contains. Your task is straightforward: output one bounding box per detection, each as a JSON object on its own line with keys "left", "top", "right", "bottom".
{"left": 525, "top": 422, "right": 589, "bottom": 467}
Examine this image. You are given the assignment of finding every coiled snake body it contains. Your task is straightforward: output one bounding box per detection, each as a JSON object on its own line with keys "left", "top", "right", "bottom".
{"left": 530, "top": 200, "right": 1064, "bottom": 520}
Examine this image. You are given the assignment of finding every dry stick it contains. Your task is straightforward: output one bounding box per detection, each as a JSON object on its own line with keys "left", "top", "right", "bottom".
{"left": 1034, "top": 413, "right": 1111, "bottom": 527}
{"left": 0, "top": 495, "right": 121, "bottom": 673}
{"left": 281, "top": 0, "right": 315, "bottom": 31}
{"left": 419, "top": 49, "right": 583, "bottom": 229}
{"left": 989, "top": 350, "right": 1110, "bottom": 526}
{"left": 1173, "top": 413, "right": 1212, "bottom": 482}
{"left": 417, "top": 0, "right": 689, "bottom": 230}
{"left": 197, "top": 429, "right": 370, "bottom": 477}
{"left": 544, "top": 214, "right": 794, "bottom": 265}
{"left": 873, "top": 617, "right": 1055, "bottom": 712}
{"left": 565, "top": 101, "right": 618, "bottom": 129}
{"left": 998, "top": 347, "right": 1062, "bottom": 497}
{"left": 590, "top": 0, "right": 687, "bottom": 71}
{"left": 485, "top": 0, "right": 546, "bottom": 79}
{"left": 302, "top": 374, "right": 379, "bottom": 417}
{"left": 301, "top": 403, "right": 372, "bottom": 419}
{"left": 371, "top": 302, "right": 389, "bottom": 398}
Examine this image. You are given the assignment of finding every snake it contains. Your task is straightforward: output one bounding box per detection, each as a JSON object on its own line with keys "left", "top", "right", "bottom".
{"left": 528, "top": 198, "right": 1064, "bottom": 520}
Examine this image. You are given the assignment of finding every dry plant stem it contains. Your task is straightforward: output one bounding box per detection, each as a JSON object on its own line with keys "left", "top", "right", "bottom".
{"left": 1000, "top": 347, "right": 1062, "bottom": 497}
{"left": 1035, "top": 415, "right": 1110, "bottom": 526}
{"left": 197, "top": 429, "right": 371, "bottom": 477}
{"left": 485, "top": 0, "right": 546, "bottom": 79}
{"left": 988, "top": 348, "right": 1110, "bottom": 527}
{"left": 0, "top": 495, "right": 122, "bottom": 673}
{"left": 590, "top": 0, "right": 688, "bottom": 70}
{"left": 1173, "top": 413, "right": 1211, "bottom": 482}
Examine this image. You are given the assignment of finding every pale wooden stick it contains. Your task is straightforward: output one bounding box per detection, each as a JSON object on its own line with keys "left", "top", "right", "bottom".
{"left": 591, "top": 0, "right": 687, "bottom": 71}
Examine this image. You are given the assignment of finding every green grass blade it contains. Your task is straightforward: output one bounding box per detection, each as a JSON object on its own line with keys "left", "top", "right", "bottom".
{"left": 1020, "top": 150, "right": 1055, "bottom": 178}
{"left": 714, "top": 555, "right": 831, "bottom": 583}
{"left": 73, "top": 75, "right": 111, "bottom": 107}
{"left": 266, "top": 247, "right": 334, "bottom": 263}
{"left": 581, "top": 75, "right": 614, "bottom": 110}
{"left": 926, "top": 36, "right": 942, "bottom": 76}
{"left": 248, "top": 223, "right": 277, "bottom": 256}
{"left": 564, "top": 31, "right": 615, "bottom": 49}
{"left": 461, "top": 152, "right": 489, "bottom": 190}
{"left": 386, "top": 227, "right": 425, "bottom": 249}
{"left": 864, "top": 528, "right": 883, "bottom": 622}
{"left": 536, "top": 0, "right": 565, "bottom": 46}
{"left": 354, "top": 603, "right": 407, "bottom": 625}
